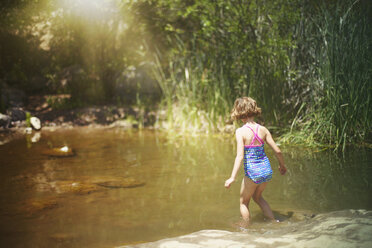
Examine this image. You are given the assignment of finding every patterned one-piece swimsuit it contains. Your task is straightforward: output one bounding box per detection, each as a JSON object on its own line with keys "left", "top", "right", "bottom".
{"left": 243, "top": 124, "right": 272, "bottom": 184}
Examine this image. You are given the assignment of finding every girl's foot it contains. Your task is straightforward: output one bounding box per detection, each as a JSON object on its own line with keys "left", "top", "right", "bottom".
{"left": 234, "top": 219, "right": 250, "bottom": 231}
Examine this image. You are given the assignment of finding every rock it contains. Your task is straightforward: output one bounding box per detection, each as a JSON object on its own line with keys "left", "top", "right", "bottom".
{"left": 42, "top": 146, "right": 75, "bottom": 157}
{"left": 11, "top": 120, "right": 27, "bottom": 128}
{"left": 0, "top": 113, "right": 11, "bottom": 128}
{"left": 6, "top": 107, "right": 26, "bottom": 122}
{"left": 51, "top": 180, "right": 101, "bottom": 195}
{"left": 80, "top": 176, "right": 145, "bottom": 189}
{"left": 95, "top": 178, "right": 145, "bottom": 189}
{"left": 19, "top": 197, "right": 58, "bottom": 216}
{"left": 30, "top": 116, "right": 41, "bottom": 130}
{"left": 26, "top": 176, "right": 143, "bottom": 196}
{"left": 118, "top": 210, "right": 372, "bottom": 248}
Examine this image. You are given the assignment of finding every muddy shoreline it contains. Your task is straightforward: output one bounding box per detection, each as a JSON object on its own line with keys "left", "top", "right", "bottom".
{"left": 0, "top": 101, "right": 234, "bottom": 146}
{"left": 0, "top": 93, "right": 163, "bottom": 145}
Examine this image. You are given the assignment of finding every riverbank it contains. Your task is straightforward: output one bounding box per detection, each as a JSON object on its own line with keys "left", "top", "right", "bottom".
{"left": 0, "top": 94, "right": 150, "bottom": 145}
{"left": 1, "top": 94, "right": 370, "bottom": 149}
{"left": 0, "top": 94, "right": 236, "bottom": 145}
{"left": 118, "top": 209, "right": 372, "bottom": 248}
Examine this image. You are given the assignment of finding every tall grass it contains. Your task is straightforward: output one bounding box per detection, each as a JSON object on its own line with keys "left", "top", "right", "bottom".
{"left": 153, "top": 44, "right": 232, "bottom": 134}
{"left": 151, "top": 0, "right": 371, "bottom": 149}
{"left": 280, "top": 0, "right": 372, "bottom": 150}
{"left": 152, "top": 0, "right": 300, "bottom": 133}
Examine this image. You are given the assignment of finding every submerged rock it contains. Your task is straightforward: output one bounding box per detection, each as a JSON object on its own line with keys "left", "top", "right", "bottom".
{"left": 45, "top": 178, "right": 143, "bottom": 195}
{"left": 82, "top": 176, "right": 145, "bottom": 189}
{"left": 42, "top": 146, "right": 75, "bottom": 157}
{"left": 51, "top": 180, "right": 101, "bottom": 195}
{"left": 19, "top": 197, "right": 58, "bottom": 216}
{"left": 96, "top": 178, "right": 145, "bottom": 189}
{"left": 118, "top": 210, "right": 372, "bottom": 248}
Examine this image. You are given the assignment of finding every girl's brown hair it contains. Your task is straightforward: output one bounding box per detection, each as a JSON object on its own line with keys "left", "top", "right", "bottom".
{"left": 230, "top": 97, "right": 262, "bottom": 120}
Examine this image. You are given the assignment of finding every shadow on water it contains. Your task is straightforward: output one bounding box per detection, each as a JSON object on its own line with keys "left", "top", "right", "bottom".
{"left": 0, "top": 128, "right": 370, "bottom": 247}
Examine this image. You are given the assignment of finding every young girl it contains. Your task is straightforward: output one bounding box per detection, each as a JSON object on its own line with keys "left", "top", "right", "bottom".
{"left": 225, "top": 97, "right": 287, "bottom": 223}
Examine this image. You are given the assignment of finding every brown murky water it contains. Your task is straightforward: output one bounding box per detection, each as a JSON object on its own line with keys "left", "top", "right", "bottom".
{"left": 0, "top": 128, "right": 371, "bottom": 247}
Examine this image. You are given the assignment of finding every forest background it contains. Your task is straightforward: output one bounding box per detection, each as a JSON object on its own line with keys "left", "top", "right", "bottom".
{"left": 0, "top": 0, "right": 371, "bottom": 150}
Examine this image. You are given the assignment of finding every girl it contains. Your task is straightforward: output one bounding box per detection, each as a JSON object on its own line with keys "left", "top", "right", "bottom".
{"left": 225, "top": 97, "right": 287, "bottom": 223}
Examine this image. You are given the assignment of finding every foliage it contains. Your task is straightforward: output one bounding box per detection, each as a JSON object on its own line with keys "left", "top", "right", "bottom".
{"left": 0, "top": 0, "right": 159, "bottom": 105}
{"left": 141, "top": 0, "right": 372, "bottom": 148}
{"left": 0, "top": 0, "right": 370, "bottom": 149}
{"left": 280, "top": 0, "right": 372, "bottom": 150}
{"left": 147, "top": 0, "right": 302, "bottom": 131}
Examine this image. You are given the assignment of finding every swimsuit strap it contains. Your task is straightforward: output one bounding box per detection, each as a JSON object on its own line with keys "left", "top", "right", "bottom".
{"left": 244, "top": 124, "right": 264, "bottom": 145}
{"left": 255, "top": 124, "right": 264, "bottom": 144}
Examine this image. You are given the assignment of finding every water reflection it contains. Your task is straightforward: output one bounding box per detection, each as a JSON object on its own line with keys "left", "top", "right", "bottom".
{"left": 279, "top": 146, "right": 371, "bottom": 211}
{"left": 0, "top": 128, "right": 370, "bottom": 248}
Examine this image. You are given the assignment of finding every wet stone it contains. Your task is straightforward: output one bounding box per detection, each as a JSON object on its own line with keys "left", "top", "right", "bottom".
{"left": 51, "top": 180, "right": 102, "bottom": 195}
{"left": 30, "top": 116, "right": 41, "bottom": 130}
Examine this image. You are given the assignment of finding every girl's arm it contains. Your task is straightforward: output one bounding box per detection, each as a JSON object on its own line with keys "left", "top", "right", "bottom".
{"left": 225, "top": 128, "right": 245, "bottom": 188}
{"left": 265, "top": 128, "right": 287, "bottom": 175}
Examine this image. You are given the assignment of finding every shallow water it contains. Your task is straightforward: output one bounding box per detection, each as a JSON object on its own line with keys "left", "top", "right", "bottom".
{"left": 0, "top": 128, "right": 371, "bottom": 247}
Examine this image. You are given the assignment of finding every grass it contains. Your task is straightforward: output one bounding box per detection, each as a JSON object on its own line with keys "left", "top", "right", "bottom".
{"left": 152, "top": 0, "right": 371, "bottom": 151}
{"left": 280, "top": 0, "right": 371, "bottom": 151}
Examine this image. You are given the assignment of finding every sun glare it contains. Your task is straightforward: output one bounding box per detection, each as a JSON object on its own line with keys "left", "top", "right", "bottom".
{"left": 58, "top": 0, "right": 116, "bottom": 20}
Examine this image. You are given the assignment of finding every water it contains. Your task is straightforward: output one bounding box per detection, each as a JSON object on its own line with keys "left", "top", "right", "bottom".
{"left": 0, "top": 128, "right": 371, "bottom": 247}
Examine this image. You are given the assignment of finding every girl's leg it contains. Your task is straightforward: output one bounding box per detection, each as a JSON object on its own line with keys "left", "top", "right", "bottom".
{"left": 252, "top": 182, "right": 275, "bottom": 220}
{"left": 240, "top": 177, "right": 258, "bottom": 221}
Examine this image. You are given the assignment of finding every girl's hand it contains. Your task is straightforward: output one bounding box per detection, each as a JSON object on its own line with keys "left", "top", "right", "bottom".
{"left": 278, "top": 165, "right": 287, "bottom": 175}
{"left": 224, "top": 178, "right": 235, "bottom": 188}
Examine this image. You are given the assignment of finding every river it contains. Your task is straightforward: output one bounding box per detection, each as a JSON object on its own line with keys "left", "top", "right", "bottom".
{"left": 0, "top": 128, "right": 370, "bottom": 247}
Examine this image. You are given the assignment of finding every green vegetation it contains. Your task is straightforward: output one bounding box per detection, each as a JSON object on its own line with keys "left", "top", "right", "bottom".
{"left": 280, "top": 0, "right": 372, "bottom": 150}
{"left": 152, "top": 0, "right": 300, "bottom": 132}
{"left": 25, "top": 111, "right": 31, "bottom": 128}
{"left": 0, "top": 0, "right": 371, "bottom": 149}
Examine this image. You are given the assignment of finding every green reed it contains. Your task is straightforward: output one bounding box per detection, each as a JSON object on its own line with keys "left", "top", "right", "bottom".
{"left": 151, "top": 0, "right": 370, "bottom": 150}
{"left": 153, "top": 39, "right": 232, "bottom": 134}
{"left": 280, "top": 0, "right": 371, "bottom": 150}
{"left": 152, "top": 0, "right": 298, "bottom": 133}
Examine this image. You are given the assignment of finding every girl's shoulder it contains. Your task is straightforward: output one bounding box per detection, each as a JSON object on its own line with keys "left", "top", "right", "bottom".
{"left": 235, "top": 126, "right": 244, "bottom": 134}
{"left": 235, "top": 126, "right": 250, "bottom": 137}
{"left": 258, "top": 124, "right": 270, "bottom": 134}
{"left": 258, "top": 124, "right": 268, "bottom": 130}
